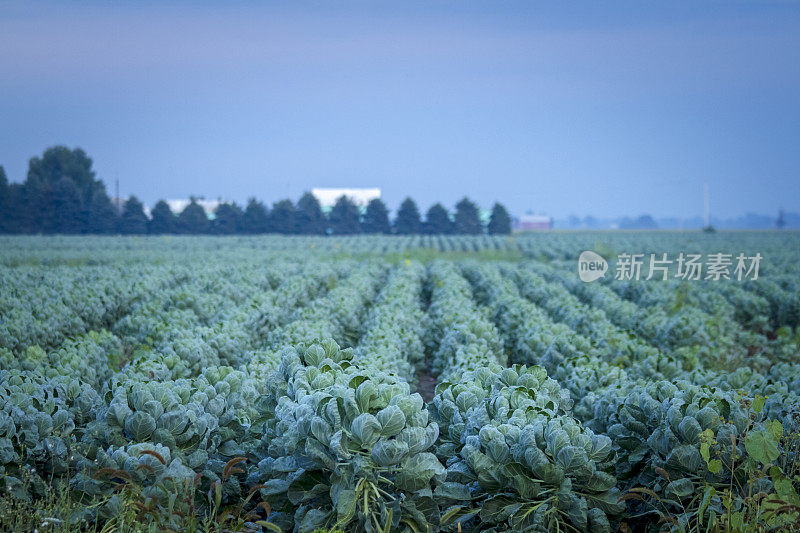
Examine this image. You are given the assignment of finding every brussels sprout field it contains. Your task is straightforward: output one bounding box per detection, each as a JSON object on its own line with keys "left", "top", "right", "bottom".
{"left": 1, "top": 232, "right": 799, "bottom": 532}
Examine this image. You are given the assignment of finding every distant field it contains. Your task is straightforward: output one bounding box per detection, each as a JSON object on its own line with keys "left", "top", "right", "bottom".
{"left": 1, "top": 233, "right": 798, "bottom": 532}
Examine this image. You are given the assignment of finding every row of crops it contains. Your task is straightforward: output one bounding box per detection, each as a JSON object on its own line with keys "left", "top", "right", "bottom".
{"left": 0, "top": 233, "right": 799, "bottom": 532}
{"left": 3, "top": 231, "right": 798, "bottom": 266}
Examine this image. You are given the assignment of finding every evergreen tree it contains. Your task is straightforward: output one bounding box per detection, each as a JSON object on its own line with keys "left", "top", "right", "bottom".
{"left": 120, "top": 196, "right": 148, "bottom": 234}
{"left": 27, "top": 146, "right": 101, "bottom": 197}
{"left": 212, "top": 202, "right": 243, "bottom": 235}
{"left": 454, "top": 197, "right": 482, "bottom": 234}
{"left": 487, "top": 202, "right": 512, "bottom": 235}
{"left": 148, "top": 200, "right": 176, "bottom": 234}
{"left": 423, "top": 203, "right": 453, "bottom": 234}
{"left": 23, "top": 146, "right": 111, "bottom": 234}
{"left": 329, "top": 195, "right": 361, "bottom": 235}
{"left": 178, "top": 198, "right": 210, "bottom": 234}
{"left": 0, "top": 166, "right": 26, "bottom": 234}
{"left": 4, "top": 183, "right": 30, "bottom": 233}
{"left": 295, "top": 192, "right": 326, "bottom": 234}
{"left": 361, "top": 198, "right": 390, "bottom": 234}
{"left": 29, "top": 179, "right": 57, "bottom": 233}
{"left": 84, "top": 189, "right": 118, "bottom": 234}
{"left": 242, "top": 198, "right": 269, "bottom": 234}
{"left": 777, "top": 209, "right": 786, "bottom": 229}
{"left": 394, "top": 197, "right": 421, "bottom": 234}
{"left": 52, "top": 178, "right": 83, "bottom": 233}
{"left": 0, "top": 166, "right": 9, "bottom": 233}
{"left": 269, "top": 199, "right": 295, "bottom": 234}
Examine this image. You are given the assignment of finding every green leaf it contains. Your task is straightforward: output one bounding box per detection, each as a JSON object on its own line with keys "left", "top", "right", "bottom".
{"left": 434, "top": 482, "right": 472, "bottom": 501}
{"left": 303, "top": 345, "right": 326, "bottom": 366}
{"left": 745, "top": 430, "right": 780, "bottom": 465}
{"left": 486, "top": 437, "right": 510, "bottom": 464}
{"left": 669, "top": 444, "right": 703, "bottom": 472}
{"left": 678, "top": 417, "right": 702, "bottom": 443}
{"left": 396, "top": 452, "right": 445, "bottom": 492}
{"left": 708, "top": 459, "right": 723, "bottom": 474}
{"left": 305, "top": 438, "right": 335, "bottom": 469}
{"left": 752, "top": 395, "right": 766, "bottom": 414}
{"left": 587, "top": 507, "right": 611, "bottom": 533}
{"left": 371, "top": 439, "right": 409, "bottom": 466}
{"left": 774, "top": 477, "right": 800, "bottom": 505}
{"left": 455, "top": 391, "right": 478, "bottom": 412}
{"left": 330, "top": 429, "right": 351, "bottom": 460}
{"left": 700, "top": 441, "right": 710, "bottom": 463}
{"left": 299, "top": 508, "right": 329, "bottom": 531}
{"left": 355, "top": 381, "right": 379, "bottom": 413}
{"left": 351, "top": 413, "right": 382, "bottom": 448}
{"left": 765, "top": 419, "right": 784, "bottom": 440}
{"left": 584, "top": 471, "right": 616, "bottom": 492}
{"left": 440, "top": 505, "right": 464, "bottom": 525}
{"left": 321, "top": 338, "right": 341, "bottom": 359}
{"left": 287, "top": 470, "right": 329, "bottom": 505}
{"left": 565, "top": 492, "right": 588, "bottom": 530}
{"left": 158, "top": 410, "right": 189, "bottom": 437}
{"left": 260, "top": 479, "right": 290, "bottom": 496}
{"left": 376, "top": 405, "right": 406, "bottom": 437}
{"left": 395, "top": 424, "right": 437, "bottom": 454}
{"left": 556, "top": 445, "right": 587, "bottom": 474}
{"left": 588, "top": 488, "right": 626, "bottom": 515}
{"left": 349, "top": 374, "right": 368, "bottom": 390}
{"left": 698, "top": 486, "right": 715, "bottom": 525}
{"left": 390, "top": 393, "right": 424, "bottom": 421}
{"left": 480, "top": 495, "right": 522, "bottom": 523}
{"left": 587, "top": 435, "right": 613, "bottom": 462}
{"left": 124, "top": 411, "right": 156, "bottom": 441}
{"left": 335, "top": 488, "right": 357, "bottom": 526}
{"left": 665, "top": 479, "right": 695, "bottom": 500}
{"left": 310, "top": 416, "right": 332, "bottom": 444}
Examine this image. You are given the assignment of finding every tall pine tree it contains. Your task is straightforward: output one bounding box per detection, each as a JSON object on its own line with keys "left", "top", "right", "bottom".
{"left": 4, "top": 183, "right": 30, "bottom": 233}
{"left": 84, "top": 189, "right": 118, "bottom": 234}
{"left": 269, "top": 199, "right": 295, "bottom": 234}
{"left": 329, "top": 196, "right": 361, "bottom": 235}
{"left": 242, "top": 198, "right": 269, "bottom": 234}
{"left": 295, "top": 192, "right": 326, "bottom": 234}
{"left": 0, "top": 166, "right": 9, "bottom": 233}
{"left": 454, "top": 197, "right": 482, "bottom": 234}
{"left": 178, "top": 198, "right": 210, "bottom": 234}
{"left": 394, "top": 197, "right": 421, "bottom": 234}
{"left": 212, "top": 202, "right": 243, "bottom": 234}
{"left": 361, "top": 198, "right": 390, "bottom": 234}
{"left": 120, "top": 196, "right": 148, "bottom": 234}
{"left": 148, "top": 200, "right": 176, "bottom": 234}
{"left": 424, "top": 203, "right": 453, "bottom": 234}
{"left": 487, "top": 203, "right": 511, "bottom": 235}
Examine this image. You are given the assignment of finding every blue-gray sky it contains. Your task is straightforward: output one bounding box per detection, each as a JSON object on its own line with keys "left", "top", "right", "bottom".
{"left": 1, "top": 1, "right": 798, "bottom": 218}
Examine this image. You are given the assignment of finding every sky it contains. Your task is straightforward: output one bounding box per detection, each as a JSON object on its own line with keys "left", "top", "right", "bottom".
{"left": 1, "top": 1, "right": 799, "bottom": 219}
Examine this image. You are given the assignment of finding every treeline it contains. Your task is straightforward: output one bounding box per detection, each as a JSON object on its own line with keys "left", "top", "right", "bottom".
{"left": 0, "top": 146, "right": 512, "bottom": 235}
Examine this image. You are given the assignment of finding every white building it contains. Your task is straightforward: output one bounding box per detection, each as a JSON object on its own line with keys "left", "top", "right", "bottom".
{"left": 166, "top": 199, "right": 229, "bottom": 217}
{"left": 312, "top": 188, "right": 381, "bottom": 208}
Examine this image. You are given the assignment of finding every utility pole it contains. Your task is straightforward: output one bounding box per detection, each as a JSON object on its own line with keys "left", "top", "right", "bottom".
{"left": 703, "top": 182, "right": 709, "bottom": 228}
{"left": 115, "top": 177, "right": 120, "bottom": 215}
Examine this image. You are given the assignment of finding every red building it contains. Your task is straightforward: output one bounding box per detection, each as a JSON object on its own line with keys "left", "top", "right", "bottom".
{"left": 517, "top": 214, "right": 552, "bottom": 231}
